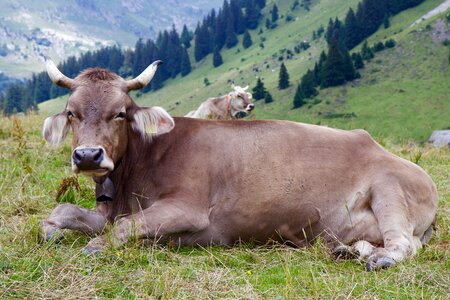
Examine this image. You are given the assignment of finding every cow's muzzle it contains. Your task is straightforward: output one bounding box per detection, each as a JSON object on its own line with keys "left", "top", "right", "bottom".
{"left": 72, "top": 146, "right": 114, "bottom": 175}
{"left": 246, "top": 103, "right": 255, "bottom": 111}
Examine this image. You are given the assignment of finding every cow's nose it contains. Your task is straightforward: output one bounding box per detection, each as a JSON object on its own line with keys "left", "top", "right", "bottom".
{"left": 247, "top": 103, "right": 255, "bottom": 111}
{"left": 72, "top": 147, "right": 104, "bottom": 170}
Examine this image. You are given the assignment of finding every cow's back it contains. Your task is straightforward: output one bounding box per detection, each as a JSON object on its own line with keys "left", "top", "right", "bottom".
{"left": 122, "top": 118, "right": 436, "bottom": 246}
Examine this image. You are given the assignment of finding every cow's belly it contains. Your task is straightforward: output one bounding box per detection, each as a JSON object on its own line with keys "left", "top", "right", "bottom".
{"left": 172, "top": 189, "right": 384, "bottom": 247}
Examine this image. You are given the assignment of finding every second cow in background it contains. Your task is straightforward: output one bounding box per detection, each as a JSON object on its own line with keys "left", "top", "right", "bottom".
{"left": 185, "top": 85, "right": 254, "bottom": 120}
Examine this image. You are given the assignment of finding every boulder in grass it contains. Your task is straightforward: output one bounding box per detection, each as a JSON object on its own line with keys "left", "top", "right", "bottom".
{"left": 428, "top": 130, "right": 450, "bottom": 148}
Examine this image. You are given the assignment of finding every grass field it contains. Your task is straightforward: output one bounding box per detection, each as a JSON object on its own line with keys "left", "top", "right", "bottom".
{"left": 4, "top": 0, "right": 450, "bottom": 298}
{"left": 0, "top": 114, "right": 449, "bottom": 298}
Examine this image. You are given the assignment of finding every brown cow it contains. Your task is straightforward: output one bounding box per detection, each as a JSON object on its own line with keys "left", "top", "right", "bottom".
{"left": 185, "top": 85, "right": 254, "bottom": 119}
{"left": 42, "top": 59, "right": 438, "bottom": 271}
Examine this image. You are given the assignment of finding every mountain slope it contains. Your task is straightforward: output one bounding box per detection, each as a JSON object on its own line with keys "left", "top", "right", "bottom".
{"left": 39, "top": 0, "right": 450, "bottom": 142}
{"left": 0, "top": 0, "right": 222, "bottom": 78}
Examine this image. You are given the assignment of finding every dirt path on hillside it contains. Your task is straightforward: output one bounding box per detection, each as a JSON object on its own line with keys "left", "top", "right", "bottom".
{"left": 410, "top": 0, "right": 450, "bottom": 27}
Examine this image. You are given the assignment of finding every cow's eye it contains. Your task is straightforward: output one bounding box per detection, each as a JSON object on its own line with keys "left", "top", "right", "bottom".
{"left": 67, "top": 111, "right": 74, "bottom": 119}
{"left": 115, "top": 112, "right": 126, "bottom": 120}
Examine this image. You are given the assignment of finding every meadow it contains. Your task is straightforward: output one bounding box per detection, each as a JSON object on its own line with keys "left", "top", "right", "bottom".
{"left": 1, "top": 0, "right": 449, "bottom": 298}
{"left": 0, "top": 113, "right": 448, "bottom": 299}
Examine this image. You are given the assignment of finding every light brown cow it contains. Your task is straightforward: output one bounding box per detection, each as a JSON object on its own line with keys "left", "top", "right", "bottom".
{"left": 42, "top": 59, "right": 438, "bottom": 271}
{"left": 185, "top": 85, "right": 254, "bottom": 119}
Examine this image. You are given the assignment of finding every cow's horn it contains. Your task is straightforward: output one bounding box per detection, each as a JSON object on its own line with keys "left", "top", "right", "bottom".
{"left": 126, "top": 60, "right": 163, "bottom": 91}
{"left": 45, "top": 58, "right": 75, "bottom": 89}
{"left": 243, "top": 85, "right": 249, "bottom": 91}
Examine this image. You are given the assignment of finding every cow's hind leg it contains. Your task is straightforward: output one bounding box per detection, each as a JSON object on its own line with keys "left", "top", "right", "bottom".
{"left": 42, "top": 203, "right": 107, "bottom": 241}
{"left": 364, "top": 181, "right": 426, "bottom": 271}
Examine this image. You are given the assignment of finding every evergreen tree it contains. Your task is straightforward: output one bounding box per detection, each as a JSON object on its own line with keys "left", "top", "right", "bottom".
{"left": 231, "top": 0, "right": 246, "bottom": 34}
{"left": 353, "top": 53, "right": 364, "bottom": 69}
{"left": 214, "top": 10, "right": 226, "bottom": 50}
{"left": 180, "top": 46, "right": 192, "bottom": 76}
{"left": 278, "top": 63, "right": 290, "bottom": 89}
{"left": 194, "top": 22, "right": 211, "bottom": 61}
{"left": 264, "top": 91, "right": 274, "bottom": 103}
{"left": 344, "top": 8, "right": 360, "bottom": 49}
{"left": 300, "top": 70, "right": 318, "bottom": 99}
{"left": 361, "top": 41, "right": 374, "bottom": 60}
{"left": 242, "top": 30, "right": 252, "bottom": 49}
{"left": 341, "top": 47, "right": 357, "bottom": 81}
{"left": 213, "top": 47, "right": 223, "bottom": 67}
{"left": 245, "top": 0, "right": 260, "bottom": 30}
{"left": 4, "top": 83, "right": 24, "bottom": 114}
{"left": 271, "top": 4, "right": 279, "bottom": 22}
{"left": 265, "top": 18, "right": 271, "bottom": 29}
{"left": 293, "top": 84, "right": 305, "bottom": 108}
{"left": 225, "top": 16, "right": 238, "bottom": 48}
{"left": 181, "top": 24, "right": 192, "bottom": 48}
{"left": 320, "top": 35, "right": 346, "bottom": 88}
{"left": 252, "top": 77, "right": 266, "bottom": 100}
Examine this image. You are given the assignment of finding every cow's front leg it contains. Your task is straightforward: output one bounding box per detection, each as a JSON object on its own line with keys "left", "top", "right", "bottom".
{"left": 84, "top": 200, "right": 209, "bottom": 253}
{"left": 42, "top": 203, "right": 108, "bottom": 241}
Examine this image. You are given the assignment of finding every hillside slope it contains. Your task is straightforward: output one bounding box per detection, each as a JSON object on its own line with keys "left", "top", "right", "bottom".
{"left": 39, "top": 0, "right": 450, "bottom": 142}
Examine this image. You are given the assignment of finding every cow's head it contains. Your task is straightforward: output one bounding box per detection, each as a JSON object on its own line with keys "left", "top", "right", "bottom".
{"left": 42, "top": 59, "right": 174, "bottom": 178}
{"left": 229, "top": 85, "right": 254, "bottom": 117}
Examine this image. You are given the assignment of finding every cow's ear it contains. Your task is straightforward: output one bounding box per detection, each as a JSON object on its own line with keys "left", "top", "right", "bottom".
{"left": 42, "top": 112, "right": 70, "bottom": 145}
{"left": 131, "top": 106, "right": 175, "bottom": 138}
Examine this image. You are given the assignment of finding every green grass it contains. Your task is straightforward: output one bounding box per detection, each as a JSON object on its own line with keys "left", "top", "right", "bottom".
{"left": 9, "top": 0, "right": 450, "bottom": 298}
{"left": 0, "top": 114, "right": 449, "bottom": 298}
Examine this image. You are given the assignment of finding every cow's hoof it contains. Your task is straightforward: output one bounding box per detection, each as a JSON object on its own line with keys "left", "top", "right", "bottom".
{"left": 332, "top": 245, "right": 359, "bottom": 259}
{"left": 83, "top": 246, "right": 102, "bottom": 255}
{"left": 41, "top": 222, "right": 63, "bottom": 242}
{"left": 366, "top": 256, "right": 395, "bottom": 271}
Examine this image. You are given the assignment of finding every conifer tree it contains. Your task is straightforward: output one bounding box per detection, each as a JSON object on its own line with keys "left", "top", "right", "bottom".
{"left": 320, "top": 35, "right": 346, "bottom": 87}
{"left": 226, "top": 16, "right": 238, "bottom": 48}
{"left": 246, "top": 0, "right": 261, "bottom": 30}
{"left": 214, "top": 10, "right": 226, "bottom": 50}
{"left": 264, "top": 91, "right": 274, "bottom": 103}
{"left": 213, "top": 47, "right": 223, "bottom": 67}
{"left": 344, "top": 8, "right": 360, "bottom": 49}
{"left": 271, "top": 4, "right": 279, "bottom": 22}
{"left": 300, "top": 70, "right": 318, "bottom": 99}
{"left": 252, "top": 77, "right": 266, "bottom": 100}
{"left": 293, "top": 84, "right": 305, "bottom": 108}
{"left": 180, "top": 46, "right": 192, "bottom": 76}
{"left": 242, "top": 30, "right": 252, "bottom": 49}
{"left": 353, "top": 53, "right": 364, "bottom": 69}
{"left": 361, "top": 40, "right": 374, "bottom": 60}
{"left": 194, "top": 22, "right": 211, "bottom": 61}
{"left": 181, "top": 24, "right": 192, "bottom": 48}
{"left": 278, "top": 63, "right": 290, "bottom": 89}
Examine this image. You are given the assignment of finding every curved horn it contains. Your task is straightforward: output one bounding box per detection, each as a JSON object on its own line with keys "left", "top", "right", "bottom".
{"left": 126, "top": 60, "right": 163, "bottom": 91}
{"left": 243, "top": 85, "right": 249, "bottom": 91}
{"left": 45, "top": 58, "right": 75, "bottom": 89}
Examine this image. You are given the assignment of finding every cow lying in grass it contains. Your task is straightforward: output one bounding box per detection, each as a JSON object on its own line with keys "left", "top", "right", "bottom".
{"left": 42, "top": 59, "right": 437, "bottom": 271}
{"left": 185, "top": 85, "right": 254, "bottom": 119}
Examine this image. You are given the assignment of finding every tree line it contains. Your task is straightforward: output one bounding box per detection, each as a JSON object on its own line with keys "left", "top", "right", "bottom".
{"left": 293, "top": 0, "right": 425, "bottom": 108}
{"left": 0, "top": 0, "right": 266, "bottom": 115}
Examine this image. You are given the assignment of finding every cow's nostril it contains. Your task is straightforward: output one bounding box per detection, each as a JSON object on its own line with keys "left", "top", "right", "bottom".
{"left": 93, "top": 148, "right": 103, "bottom": 163}
{"left": 73, "top": 151, "right": 82, "bottom": 162}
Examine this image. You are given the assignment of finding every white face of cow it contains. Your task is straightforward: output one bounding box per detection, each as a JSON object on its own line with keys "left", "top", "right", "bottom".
{"left": 230, "top": 85, "right": 254, "bottom": 116}
{"left": 42, "top": 59, "right": 175, "bottom": 178}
